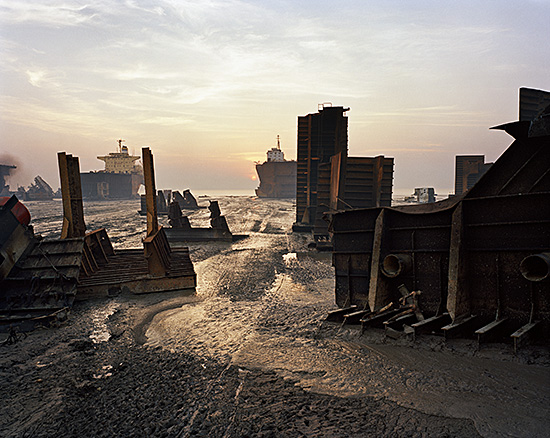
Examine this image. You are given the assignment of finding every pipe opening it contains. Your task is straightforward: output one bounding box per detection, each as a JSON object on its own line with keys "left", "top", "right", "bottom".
{"left": 520, "top": 253, "right": 550, "bottom": 282}
{"left": 381, "top": 254, "right": 412, "bottom": 278}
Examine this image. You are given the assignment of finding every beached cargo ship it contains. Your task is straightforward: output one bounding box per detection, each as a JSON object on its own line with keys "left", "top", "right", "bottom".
{"left": 255, "top": 136, "right": 297, "bottom": 198}
{"left": 81, "top": 140, "right": 143, "bottom": 199}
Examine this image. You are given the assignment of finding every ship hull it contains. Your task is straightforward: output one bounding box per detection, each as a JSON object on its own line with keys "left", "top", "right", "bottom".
{"left": 255, "top": 161, "right": 297, "bottom": 198}
{"left": 80, "top": 172, "right": 143, "bottom": 200}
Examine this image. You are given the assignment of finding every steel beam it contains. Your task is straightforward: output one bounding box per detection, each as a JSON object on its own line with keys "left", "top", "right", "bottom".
{"left": 410, "top": 313, "right": 451, "bottom": 338}
{"left": 326, "top": 306, "right": 358, "bottom": 322}
{"left": 446, "top": 202, "right": 469, "bottom": 320}
{"left": 475, "top": 318, "right": 509, "bottom": 345}
{"left": 142, "top": 147, "right": 158, "bottom": 237}
{"left": 511, "top": 321, "right": 540, "bottom": 353}
{"left": 58, "top": 152, "right": 86, "bottom": 239}
{"left": 368, "top": 209, "right": 391, "bottom": 311}
{"left": 442, "top": 315, "right": 480, "bottom": 340}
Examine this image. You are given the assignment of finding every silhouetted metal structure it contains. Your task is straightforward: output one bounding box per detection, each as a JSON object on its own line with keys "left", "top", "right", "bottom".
{"left": 519, "top": 87, "right": 550, "bottom": 122}
{"left": 329, "top": 92, "right": 550, "bottom": 348}
{"left": 295, "top": 104, "right": 349, "bottom": 230}
{"left": 294, "top": 105, "right": 394, "bottom": 235}
{"left": 454, "top": 155, "right": 492, "bottom": 195}
{"left": 313, "top": 152, "right": 394, "bottom": 239}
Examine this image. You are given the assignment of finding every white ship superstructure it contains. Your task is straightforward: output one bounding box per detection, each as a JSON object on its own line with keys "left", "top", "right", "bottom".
{"left": 81, "top": 139, "right": 143, "bottom": 199}
{"left": 97, "top": 140, "right": 141, "bottom": 174}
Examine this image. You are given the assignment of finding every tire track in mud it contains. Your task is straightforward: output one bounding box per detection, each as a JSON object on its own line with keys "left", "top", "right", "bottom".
{"left": 195, "top": 230, "right": 291, "bottom": 302}
{"left": 144, "top": 215, "right": 309, "bottom": 357}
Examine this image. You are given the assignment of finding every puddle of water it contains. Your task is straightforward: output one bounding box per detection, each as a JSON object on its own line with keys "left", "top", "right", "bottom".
{"left": 89, "top": 302, "right": 120, "bottom": 344}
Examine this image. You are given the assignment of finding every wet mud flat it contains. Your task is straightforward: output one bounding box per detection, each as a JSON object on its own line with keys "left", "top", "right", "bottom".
{"left": 1, "top": 197, "right": 548, "bottom": 437}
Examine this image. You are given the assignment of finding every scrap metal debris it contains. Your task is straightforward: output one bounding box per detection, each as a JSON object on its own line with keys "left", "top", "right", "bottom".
{"left": 0, "top": 149, "right": 197, "bottom": 332}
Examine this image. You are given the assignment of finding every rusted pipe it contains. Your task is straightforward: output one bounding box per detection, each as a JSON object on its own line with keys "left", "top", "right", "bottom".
{"left": 520, "top": 252, "right": 550, "bottom": 282}
{"left": 381, "top": 254, "right": 412, "bottom": 278}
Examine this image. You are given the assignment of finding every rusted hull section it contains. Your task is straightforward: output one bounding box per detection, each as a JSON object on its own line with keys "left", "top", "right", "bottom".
{"left": 0, "top": 196, "right": 33, "bottom": 280}
{"left": 0, "top": 238, "right": 81, "bottom": 331}
{"left": 456, "top": 194, "right": 548, "bottom": 320}
{"left": 295, "top": 106, "right": 349, "bottom": 228}
{"left": 331, "top": 201, "right": 457, "bottom": 313}
{"left": 331, "top": 192, "right": 549, "bottom": 321}
{"left": 293, "top": 105, "right": 394, "bottom": 236}
{"left": 313, "top": 154, "right": 394, "bottom": 239}
{"left": 330, "top": 116, "right": 550, "bottom": 344}
{"left": 77, "top": 248, "right": 196, "bottom": 299}
{"left": 1, "top": 195, "right": 79, "bottom": 331}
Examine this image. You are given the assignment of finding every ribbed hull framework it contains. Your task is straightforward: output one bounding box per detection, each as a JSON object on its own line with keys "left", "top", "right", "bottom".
{"left": 296, "top": 106, "right": 349, "bottom": 224}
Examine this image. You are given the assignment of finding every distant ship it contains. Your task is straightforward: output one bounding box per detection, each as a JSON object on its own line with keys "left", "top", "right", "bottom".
{"left": 80, "top": 139, "right": 144, "bottom": 200}
{"left": 0, "top": 164, "right": 55, "bottom": 201}
{"left": 17, "top": 176, "right": 55, "bottom": 201}
{"left": 255, "top": 136, "right": 297, "bottom": 198}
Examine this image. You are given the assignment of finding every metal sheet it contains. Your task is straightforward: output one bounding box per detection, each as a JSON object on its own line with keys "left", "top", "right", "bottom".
{"left": 329, "top": 130, "right": 550, "bottom": 342}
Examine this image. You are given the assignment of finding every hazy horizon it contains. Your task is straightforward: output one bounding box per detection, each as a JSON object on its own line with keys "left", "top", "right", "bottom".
{"left": 1, "top": 1, "right": 549, "bottom": 196}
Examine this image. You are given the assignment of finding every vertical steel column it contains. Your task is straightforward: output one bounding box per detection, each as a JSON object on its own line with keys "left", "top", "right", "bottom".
{"left": 304, "top": 116, "right": 313, "bottom": 223}
{"left": 368, "top": 209, "right": 392, "bottom": 311}
{"left": 329, "top": 152, "right": 346, "bottom": 212}
{"left": 372, "top": 155, "right": 385, "bottom": 208}
{"left": 58, "top": 152, "right": 86, "bottom": 239}
{"left": 447, "top": 202, "right": 469, "bottom": 320}
{"left": 142, "top": 147, "right": 158, "bottom": 237}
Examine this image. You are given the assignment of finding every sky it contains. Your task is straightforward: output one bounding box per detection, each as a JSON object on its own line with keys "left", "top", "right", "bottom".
{"left": 1, "top": 0, "right": 549, "bottom": 196}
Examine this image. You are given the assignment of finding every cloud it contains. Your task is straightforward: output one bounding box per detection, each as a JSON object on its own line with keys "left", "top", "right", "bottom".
{"left": 25, "top": 68, "right": 65, "bottom": 87}
{"left": 0, "top": 1, "right": 100, "bottom": 27}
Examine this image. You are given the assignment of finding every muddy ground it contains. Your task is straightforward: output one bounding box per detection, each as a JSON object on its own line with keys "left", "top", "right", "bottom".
{"left": 1, "top": 196, "right": 548, "bottom": 437}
